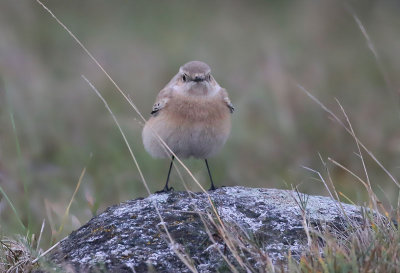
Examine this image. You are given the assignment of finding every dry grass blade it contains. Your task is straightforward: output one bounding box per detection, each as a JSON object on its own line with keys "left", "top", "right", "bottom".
{"left": 297, "top": 84, "right": 400, "bottom": 189}
{"left": 338, "top": 192, "right": 356, "bottom": 206}
{"left": 31, "top": 239, "right": 61, "bottom": 264}
{"left": 177, "top": 188, "right": 244, "bottom": 272}
{"left": 345, "top": 5, "right": 394, "bottom": 97}
{"left": 328, "top": 158, "right": 369, "bottom": 190}
{"left": 335, "top": 99, "right": 378, "bottom": 209}
{"left": 301, "top": 165, "right": 352, "bottom": 225}
{"left": 36, "top": 219, "right": 45, "bottom": 254}
{"left": 81, "top": 76, "right": 151, "bottom": 197}
{"left": 35, "top": 0, "right": 145, "bottom": 123}
{"left": 301, "top": 166, "right": 340, "bottom": 207}
{"left": 202, "top": 214, "right": 245, "bottom": 273}
{"left": 58, "top": 167, "right": 86, "bottom": 234}
{"left": 317, "top": 153, "right": 352, "bottom": 223}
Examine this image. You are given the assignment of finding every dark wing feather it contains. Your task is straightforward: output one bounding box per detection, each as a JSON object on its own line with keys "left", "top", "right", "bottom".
{"left": 151, "top": 102, "right": 162, "bottom": 115}
{"left": 227, "top": 101, "right": 235, "bottom": 113}
{"left": 150, "top": 88, "right": 171, "bottom": 116}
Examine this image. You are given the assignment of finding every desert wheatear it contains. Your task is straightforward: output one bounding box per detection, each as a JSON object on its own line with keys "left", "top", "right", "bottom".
{"left": 142, "top": 61, "right": 234, "bottom": 192}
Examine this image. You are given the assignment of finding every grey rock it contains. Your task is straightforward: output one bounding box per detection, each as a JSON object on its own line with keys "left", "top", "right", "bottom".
{"left": 50, "top": 186, "right": 363, "bottom": 272}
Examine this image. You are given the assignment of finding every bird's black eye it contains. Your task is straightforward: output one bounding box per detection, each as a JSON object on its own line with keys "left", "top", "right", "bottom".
{"left": 182, "top": 74, "right": 187, "bottom": 82}
{"left": 207, "top": 74, "right": 211, "bottom": 81}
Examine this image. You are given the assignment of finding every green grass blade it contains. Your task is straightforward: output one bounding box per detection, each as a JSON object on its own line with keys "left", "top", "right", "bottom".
{"left": 5, "top": 86, "right": 31, "bottom": 232}
{"left": 0, "top": 184, "right": 26, "bottom": 231}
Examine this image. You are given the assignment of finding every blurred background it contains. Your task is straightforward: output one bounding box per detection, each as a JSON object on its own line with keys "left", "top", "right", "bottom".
{"left": 1, "top": 0, "right": 400, "bottom": 246}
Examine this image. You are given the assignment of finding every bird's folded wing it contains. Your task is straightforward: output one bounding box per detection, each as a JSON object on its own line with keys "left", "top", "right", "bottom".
{"left": 151, "top": 88, "right": 172, "bottom": 116}
{"left": 221, "top": 88, "right": 235, "bottom": 113}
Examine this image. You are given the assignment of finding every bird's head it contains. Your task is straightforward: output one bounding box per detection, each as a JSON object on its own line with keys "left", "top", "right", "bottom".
{"left": 172, "top": 61, "right": 219, "bottom": 97}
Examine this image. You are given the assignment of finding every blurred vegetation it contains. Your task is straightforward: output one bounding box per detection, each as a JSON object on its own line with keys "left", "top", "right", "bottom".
{"left": 0, "top": 0, "right": 400, "bottom": 248}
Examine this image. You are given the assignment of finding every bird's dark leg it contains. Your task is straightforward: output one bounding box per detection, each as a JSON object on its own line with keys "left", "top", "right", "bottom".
{"left": 156, "top": 156, "right": 175, "bottom": 193}
{"left": 205, "top": 159, "right": 216, "bottom": 191}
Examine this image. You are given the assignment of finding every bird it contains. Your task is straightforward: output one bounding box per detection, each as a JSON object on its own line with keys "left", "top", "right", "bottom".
{"left": 142, "top": 61, "right": 234, "bottom": 193}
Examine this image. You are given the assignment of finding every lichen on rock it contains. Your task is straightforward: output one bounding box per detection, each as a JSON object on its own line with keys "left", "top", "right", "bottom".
{"left": 50, "top": 186, "right": 363, "bottom": 272}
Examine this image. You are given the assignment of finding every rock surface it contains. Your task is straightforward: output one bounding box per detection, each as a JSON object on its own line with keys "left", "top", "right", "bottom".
{"left": 50, "top": 186, "right": 363, "bottom": 272}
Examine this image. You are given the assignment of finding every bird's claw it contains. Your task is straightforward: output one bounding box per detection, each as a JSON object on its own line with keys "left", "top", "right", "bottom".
{"left": 155, "top": 186, "right": 174, "bottom": 194}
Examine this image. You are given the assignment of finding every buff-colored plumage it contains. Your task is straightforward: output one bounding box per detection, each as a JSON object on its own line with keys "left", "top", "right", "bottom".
{"left": 142, "top": 61, "right": 233, "bottom": 160}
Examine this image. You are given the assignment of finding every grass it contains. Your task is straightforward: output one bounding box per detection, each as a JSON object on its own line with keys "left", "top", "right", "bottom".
{"left": 0, "top": 220, "right": 45, "bottom": 273}
{"left": 294, "top": 216, "right": 399, "bottom": 272}
{"left": 1, "top": 1, "right": 400, "bottom": 272}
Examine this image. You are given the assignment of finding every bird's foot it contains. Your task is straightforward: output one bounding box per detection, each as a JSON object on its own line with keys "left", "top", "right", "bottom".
{"left": 208, "top": 185, "right": 217, "bottom": 191}
{"left": 155, "top": 186, "right": 174, "bottom": 194}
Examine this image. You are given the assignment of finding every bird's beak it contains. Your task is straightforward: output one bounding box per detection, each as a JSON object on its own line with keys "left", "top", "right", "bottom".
{"left": 193, "top": 76, "right": 205, "bottom": 82}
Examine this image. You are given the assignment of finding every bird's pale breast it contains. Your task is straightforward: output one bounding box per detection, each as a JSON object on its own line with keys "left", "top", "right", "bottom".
{"left": 142, "top": 95, "right": 231, "bottom": 159}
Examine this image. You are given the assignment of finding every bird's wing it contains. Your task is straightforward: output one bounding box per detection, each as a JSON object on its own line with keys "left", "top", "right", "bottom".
{"left": 151, "top": 88, "right": 172, "bottom": 116}
{"left": 221, "top": 88, "right": 235, "bottom": 113}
